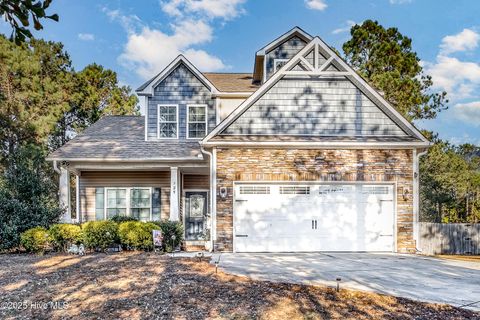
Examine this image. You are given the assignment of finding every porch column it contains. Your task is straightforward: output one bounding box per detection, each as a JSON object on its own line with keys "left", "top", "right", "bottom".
{"left": 59, "top": 167, "right": 71, "bottom": 223}
{"left": 169, "top": 167, "right": 180, "bottom": 221}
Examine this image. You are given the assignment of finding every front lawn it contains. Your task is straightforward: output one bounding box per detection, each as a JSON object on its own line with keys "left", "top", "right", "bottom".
{"left": 0, "top": 252, "right": 477, "bottom": 320}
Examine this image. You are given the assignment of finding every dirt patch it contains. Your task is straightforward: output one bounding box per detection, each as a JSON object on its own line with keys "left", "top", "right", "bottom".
{"left": 0, "top": 252, "right": 477, "bottom": 319}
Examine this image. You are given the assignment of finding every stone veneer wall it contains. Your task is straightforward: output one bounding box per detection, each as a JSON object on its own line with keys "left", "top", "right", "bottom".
{"left": 215, "top": 148, "right": 414, "bottom": 253}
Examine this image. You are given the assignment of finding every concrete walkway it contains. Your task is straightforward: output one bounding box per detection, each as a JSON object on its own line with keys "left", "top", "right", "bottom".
{"left": 211, "top": 253, "right": 480, "bottom": 311}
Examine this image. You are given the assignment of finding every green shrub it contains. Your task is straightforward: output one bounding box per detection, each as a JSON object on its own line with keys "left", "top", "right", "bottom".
{"left": 20, "top": 227, "right": 51, "bottom": 253}
{"left": 118, "top": 221, "right": 159, "bottom": 251}
{"left": 109, "top": 215, "right": 138, "bottom": 223}
{"left": 81, "top": 221, "right": 119, "bottom": 251}
{"left": 0, "top": 145, "right": 62, "bottom": 251}
{"left": 48, "top": 224, "right": 82, "bottom": 251}
{"left": 153, "top": 220, "right": 183, "bottom": 252}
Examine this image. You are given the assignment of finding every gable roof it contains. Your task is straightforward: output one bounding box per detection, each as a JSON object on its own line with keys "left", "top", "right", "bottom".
{"left": 47, "top": 116, "right": 204, "bottom": 162}
{"left": 256, "top": 26, "right": 313, "bottom": 56}
{"left": 136, "top": 55, "right": 217, "bottom": 96}
{"left": 253, "top": 26, "right": 313, "bottom": 83}
{"left": 203, "top": 73, "right": 260, "bottom": 92}
{"left": 202, "top": 37, "right": 430, "bottom": 148}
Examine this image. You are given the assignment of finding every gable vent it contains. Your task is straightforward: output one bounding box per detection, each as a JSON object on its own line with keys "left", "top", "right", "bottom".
{"left": 280, "top": 186, "right": 310, "bottom": 195}
{"left": 239, "top": 186, "right": 271, "bottom": 195}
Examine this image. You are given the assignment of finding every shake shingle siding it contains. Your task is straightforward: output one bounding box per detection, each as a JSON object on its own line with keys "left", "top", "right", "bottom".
{"left": 147, "top": 63, "right": 215, "bottom": 140}
{"left": 221, "top": 77, "right": 408, "bottom": 137}
{"left": 265, "top": 36, "right": 308, "bottom": 79}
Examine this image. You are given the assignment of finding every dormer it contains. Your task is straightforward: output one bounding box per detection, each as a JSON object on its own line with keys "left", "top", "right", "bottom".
{"left": 136, "top": 55, "right": 218, "bottom": 141}
{"left": 253, "top": 26, "right": 313, "bottom": 84}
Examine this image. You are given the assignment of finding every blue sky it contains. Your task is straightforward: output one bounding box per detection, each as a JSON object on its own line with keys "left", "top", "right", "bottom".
{"left": 1, "top": 0, "right": 479, "bottom": 144}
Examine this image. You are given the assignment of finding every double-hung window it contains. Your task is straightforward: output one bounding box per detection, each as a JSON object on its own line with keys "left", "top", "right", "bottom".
{"left": 187, "top": 105, "right": 207, "bottom": 139}
{"left": 158, "top": 104, "right": 178, "bottom": 138}
{"left": 130, "top": 188, "right": 151, "bottom": 221}
{"left": 102, "top": 187, "right": 158, "bottom": 221}
{"left": 106, "top": 188, "right": 127, "bottom": 218}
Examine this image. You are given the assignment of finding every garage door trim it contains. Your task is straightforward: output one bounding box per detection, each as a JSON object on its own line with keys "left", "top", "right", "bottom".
{"left": 232, "top": 181, "right": 397, "bottom": 253}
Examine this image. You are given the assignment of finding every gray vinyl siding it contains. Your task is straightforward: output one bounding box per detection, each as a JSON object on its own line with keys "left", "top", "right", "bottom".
{"left": 265, "top": 36, "right": 308, "bottom": 80}
{"left": 221, "top": 77, "right": 408, "bottom": 137}
{"left": 147, "top": 63, "right": 215, "bottom": 140}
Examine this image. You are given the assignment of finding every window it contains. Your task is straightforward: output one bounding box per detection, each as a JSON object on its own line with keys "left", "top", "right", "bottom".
{"left": 158, "top": 105, "right": 178, "bottom": 138}
{"left": 98, "top": 187, "right": 160, "bottom": 221}
{"left": 187, "top": 105, "right": 207, "bottom": 138}
{"left": 130, "top": 188, "right": 151, "bottom": 221}
{"left": 273, "top": 59, "right": 289, "bottom": 73}
{"left": 280, "top": 186, "right": 310, "bottom": 195}
{"left": 239, "top": 186, "right": 270, "bottom": 195}
{"left": 106, "top": 188, "right": 127, "bottom": 218}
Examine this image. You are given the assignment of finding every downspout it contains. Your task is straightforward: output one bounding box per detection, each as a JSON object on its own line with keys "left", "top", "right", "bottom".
{"left": 413, "top": 148, "right": 428, "bottom": 252}
{"left": 53, "top": 160, "right": 61, "bottom": 174}
{"left": 200, "top": 145, "right": 216, "bottom": 252}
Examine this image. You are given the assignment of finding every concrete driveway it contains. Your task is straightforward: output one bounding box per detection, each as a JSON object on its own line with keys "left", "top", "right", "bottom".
{"left": 212, "top": 253, "right": 480, "bottom": 311}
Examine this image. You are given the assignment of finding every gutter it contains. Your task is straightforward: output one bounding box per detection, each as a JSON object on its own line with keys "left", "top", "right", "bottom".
{"left": 46, "top": 156, "right": 206, "bottom": 162}
{"left": 211, "top": 92, "right": 253, "bottom": 99}
{"left": 201, "top": 141, "right": 431, "bottom": 149}
{"left": 200, "top": 146, "right": 216, "bottom": 253}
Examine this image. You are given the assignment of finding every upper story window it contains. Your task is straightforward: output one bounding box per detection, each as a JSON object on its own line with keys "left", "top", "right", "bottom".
{"left": 187, "top": 105, "right": 207, "bottom": 139}
{"left": 273, "top": 59, "right": 289, "bottom": 73}
{"left": 158, "top": 104, "right": 178, "bottom": 139}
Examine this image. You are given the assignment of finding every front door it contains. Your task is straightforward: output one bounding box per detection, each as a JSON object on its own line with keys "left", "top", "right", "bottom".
{"left": 185, "top": 191, "right": 208, "bottom": 240}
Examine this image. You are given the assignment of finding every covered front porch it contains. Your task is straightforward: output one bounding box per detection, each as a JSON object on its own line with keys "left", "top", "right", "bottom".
{"left": 56, "top": 160, "right": 212, "bottom": 251}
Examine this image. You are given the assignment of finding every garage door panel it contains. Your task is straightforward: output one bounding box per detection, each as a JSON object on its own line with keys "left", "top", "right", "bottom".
{"left": 234, "top": 183, "right": 394, "bottom": 252}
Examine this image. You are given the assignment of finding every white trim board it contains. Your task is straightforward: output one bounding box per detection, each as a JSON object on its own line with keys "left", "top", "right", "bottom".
{"left": 202, "top": 37, "right": 430, "bottom": 146}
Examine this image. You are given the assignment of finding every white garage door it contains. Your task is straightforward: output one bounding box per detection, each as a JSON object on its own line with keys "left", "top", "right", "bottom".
{"left": 233, "top": 183, "right": 395, "bottom": 252}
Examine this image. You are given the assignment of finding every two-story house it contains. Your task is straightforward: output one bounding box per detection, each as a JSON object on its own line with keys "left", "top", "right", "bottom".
{"left": 48, "top": 27, "right": 430, "bottom": 253}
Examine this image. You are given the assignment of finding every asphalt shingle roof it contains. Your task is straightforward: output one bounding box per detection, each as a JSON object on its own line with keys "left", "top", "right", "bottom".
{"left": 203, "top": 73, "right": 260, "bottom": 92}
{"left": 48, "top": 116, "right": 204, "bottom": 161}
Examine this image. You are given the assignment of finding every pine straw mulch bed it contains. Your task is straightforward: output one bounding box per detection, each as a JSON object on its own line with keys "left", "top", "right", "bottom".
{"left": 0, "top": 252, "right": 477, "bottom": 320}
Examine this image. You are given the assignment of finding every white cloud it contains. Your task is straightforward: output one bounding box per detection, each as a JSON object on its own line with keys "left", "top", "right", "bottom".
{"left": 161, "top": 0, "right": 246, "bottom": 20}
{"left": 104, "top": 1, "right": 246, "bottom": 80}
{"left": 454, "top": 101, "right": 480, "bottom": 126}
{"left": 332, "top": 20, "right": 356, "bottom": 35}
{"left": 78, "top": 33, "right": 95, "bottom": 41}
{"left": 424, "top": 55, "right": 480, "bottom": 99}
{"left": 305, "top": 0, "right": 327, "bottom": 11}
{"left": 439, "top": 28, "right": 479, "bottom": 54}
{"left": 119, "top": 21, "right": 225, "bottom": 79}
{"left": 103, "top": 8, "right": 142, "bottom": 33}
{"left": 389, "top": 0, "right": 412, "bottom": 4}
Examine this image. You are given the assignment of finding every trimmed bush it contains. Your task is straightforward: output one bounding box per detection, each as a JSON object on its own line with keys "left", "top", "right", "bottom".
{"left": 81, "top": 221, "right": 119, "bottom": 251}
{"left": 48, "top": 224, "right": 82, "bottom": 251}
{"left": 118, "top": 221, "right": 159, "bottom": 251}
{"left": 109, "top": 215, "right": 139, "bottom": 223}
{"left": 153, "top": 220, "right": 183, "bottom": 252}
{"left": 20, "top": 227, "right": 51, "bottom": 253}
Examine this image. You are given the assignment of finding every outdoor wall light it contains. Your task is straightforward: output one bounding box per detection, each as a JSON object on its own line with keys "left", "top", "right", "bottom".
{"left": 219, "top": 187, "right": 228, "bottom": 199}
{"left": 402, "top": 188, "right": 410, "bottom": 201}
